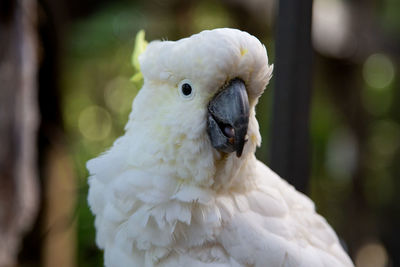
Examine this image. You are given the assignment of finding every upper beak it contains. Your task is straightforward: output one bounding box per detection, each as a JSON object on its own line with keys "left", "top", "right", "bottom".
{"left": 207, "top": 78, "right": 249, "bottom": 157}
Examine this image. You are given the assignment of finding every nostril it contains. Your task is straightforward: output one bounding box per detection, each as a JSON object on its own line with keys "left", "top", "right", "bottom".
{"left": 210, "top": 112, "right": 235, "bottom": 140}
{"left": 223, "top": 125, "right": 235, "bottom": 139}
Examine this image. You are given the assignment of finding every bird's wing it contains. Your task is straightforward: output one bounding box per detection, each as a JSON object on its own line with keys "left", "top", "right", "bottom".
{"left": 216, "top": 160, "right": 354, "bottom": 267}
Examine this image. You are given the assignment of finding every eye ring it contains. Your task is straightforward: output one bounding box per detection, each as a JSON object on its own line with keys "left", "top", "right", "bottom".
{"left": 178, "top": 79, "right": 195, "bottom": 100}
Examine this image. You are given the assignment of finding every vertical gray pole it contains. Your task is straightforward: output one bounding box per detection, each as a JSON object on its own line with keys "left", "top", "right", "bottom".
{"left": 269, "top": 0, "right": 313, "bottom": 193}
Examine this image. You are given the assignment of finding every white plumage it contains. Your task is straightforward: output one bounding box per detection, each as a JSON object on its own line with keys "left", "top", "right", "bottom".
{"left": 87, "top": 28, "right": 354, "bottom": 267}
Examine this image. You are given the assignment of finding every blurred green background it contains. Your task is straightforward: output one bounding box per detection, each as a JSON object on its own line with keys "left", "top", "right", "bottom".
{"left": 20, "top": 0, "right": 400, "bottom": 266}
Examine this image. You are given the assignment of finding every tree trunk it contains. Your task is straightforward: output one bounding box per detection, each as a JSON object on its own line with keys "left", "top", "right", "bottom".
{"left": 0, "top": 0, "right": 40, "bottom": 265}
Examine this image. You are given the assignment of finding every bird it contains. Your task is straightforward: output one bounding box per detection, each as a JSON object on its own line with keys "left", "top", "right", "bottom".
{"left": 87, "top": 28, "right": 354, "bottom": 267}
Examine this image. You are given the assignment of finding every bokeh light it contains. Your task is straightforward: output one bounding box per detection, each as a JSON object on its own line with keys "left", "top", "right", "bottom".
{"left": 78, "top": 106, "right": 112, "bottom": 141}
{"left": 104, "top": 76, "right": 134, "bottom": 115}
{"left": 363, "top": 53, "right": 395, "bottom": 90}
{"left": 355, "top": 241, "right": 389, "bottom": 267}
{"left": 312, "top": 0, "right": 353, "bottom": 58}
{"left": 361, "top": 54, "right": 395, "bottom": 116}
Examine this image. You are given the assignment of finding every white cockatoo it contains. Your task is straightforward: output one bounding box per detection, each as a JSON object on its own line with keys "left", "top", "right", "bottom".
{"left": 87, "top": 28, "right": 354, "bottom": 267}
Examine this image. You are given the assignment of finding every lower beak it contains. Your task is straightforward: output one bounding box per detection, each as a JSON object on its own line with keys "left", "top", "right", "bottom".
{"left": 207, "top": 78, "right": 249, "bottom": 157}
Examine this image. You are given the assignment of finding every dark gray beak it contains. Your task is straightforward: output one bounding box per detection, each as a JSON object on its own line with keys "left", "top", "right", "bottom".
{"left": 207, "top": 78, "right": 249, "bottom": 157}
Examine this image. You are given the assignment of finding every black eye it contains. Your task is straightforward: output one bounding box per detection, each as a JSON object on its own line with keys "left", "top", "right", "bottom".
{"left": 179, "top": 79, "right": 195, "bottom": 100}
{"left": 181, "top": 83, "right": 192, "bottom": 96}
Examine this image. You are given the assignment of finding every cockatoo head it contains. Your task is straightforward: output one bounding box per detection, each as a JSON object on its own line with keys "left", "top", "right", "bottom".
{"left": 126, "top": 28, "right": 272, "bottom": 184}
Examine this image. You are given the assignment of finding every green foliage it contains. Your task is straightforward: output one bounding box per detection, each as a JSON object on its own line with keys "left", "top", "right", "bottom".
{"left": 130, "top": 30, "right": 148, "bottom": 84}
